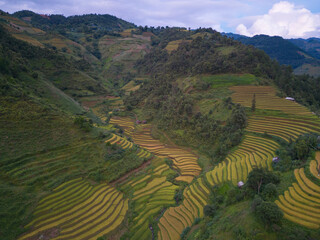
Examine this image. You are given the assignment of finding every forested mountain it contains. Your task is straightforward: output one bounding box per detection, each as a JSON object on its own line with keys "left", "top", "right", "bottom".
{"left": 224, "top": 33, "right": 320, "bottom": 77}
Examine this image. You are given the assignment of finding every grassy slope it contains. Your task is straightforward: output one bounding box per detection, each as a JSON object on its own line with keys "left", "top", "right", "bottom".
{"left": 187, "top": 200, "right": 277, "bottom": 240}
{"left": 0, "top": 14, "right": 99, "bottom": 63}
{"left": 99, "top": 33, "right": 151, "bottom": 87}
{"left": 0, "top": 22, "right": 104, "bottom": 239}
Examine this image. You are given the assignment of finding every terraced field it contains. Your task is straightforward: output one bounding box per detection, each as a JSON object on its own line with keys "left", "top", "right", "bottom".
{"left": 121, "top": 80, "right": 141, "bottom": 95}
{"left": 109, "top": 117, "right": 135, "bottom": 136}
{"left": 158, "top": 134, "right": 279, "bottom": 239}
{"left": 165, "top": 40, "right": 191, "bottom": 53}
{"left": 247, "top": 115, "right": 320, "bottom": 142}
{"left": 109, "top": 117, "right": 201, "bottom": 183}
{"left": 106, "top": 94, "right": 319, "bottom": 238}
{"left": 210, "top": 135, "right": 278, "bottom": 184}
{"left": 230, "top": 85, "right": 311, "bottom": 115}
{"left": 105, "top": 133, "right": 151, "bottom": 159}
{"left": 105, "top": 133, "right": 134, "bottom": 150}
{"left": 2, "top": 140, "right": 105, "bottom": 189}
{"left": 158, "top": 177, "right": 210, "bottom": 240}
{"left": 132, "top": 124, "right": 201, "bottom": 183}
{"left": 119, "top": 158, "right": 178, "bottom": 240}
{"left": 310, "top": 152, "right": 320, "bottom": 179}
{"left": 20, "top": 179, "right": 128, "bottom": 240}
{"left": 275, "top": 167, "right": 320, "bottom": 229}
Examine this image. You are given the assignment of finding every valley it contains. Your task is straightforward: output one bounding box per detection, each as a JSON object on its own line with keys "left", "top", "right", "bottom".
{"left": 0, "top": 9, "right": 320, "bottom": 240}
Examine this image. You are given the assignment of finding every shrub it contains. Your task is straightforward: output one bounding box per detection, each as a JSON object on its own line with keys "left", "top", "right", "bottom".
{"left": 174, "top": 189, "right": 183, "bottom": 204}
{"left": 226, "top": 187, "right": 245, "bottom": 205}
{"left": 165, "top": 158, "right": 173, "bottom": 167}
{"left": 204, "top": 204, "right": 218, "bottom": 217}
{"left": 251, "top": 195, "right": 263, "bottom": 211}
{"left": 74, "top": 116, "right": 93, "bottom": 132}
{"left": 180, "top": 226, "right": 191, "bottom": 240}
{"left": 233, "top": 226, "right": 248, "bottom": 240}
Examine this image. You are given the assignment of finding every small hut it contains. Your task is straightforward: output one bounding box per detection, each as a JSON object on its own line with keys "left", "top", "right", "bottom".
{"left": 285, "top": 97, "right": 295, "bottom": 101}
{"left": 272, "top": 157, "right": 280, "bottom": 163}
{"left": 136, "top": 120, "right": 141, "bottom": 124}
{"left": 237, "top": 181, "right": 244, "bottom": 188}
{"left": 142, "top": 120, "right": 147, "bottom": 124}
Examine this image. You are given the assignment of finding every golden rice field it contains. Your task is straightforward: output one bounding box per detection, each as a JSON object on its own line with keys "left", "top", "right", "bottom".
{"left": 121, "top": 80, "right": 141, "bottom": 95}
{"left": 120, "top": 28, "right": 136, "bottom": 37}
{"left": 211, "top": 135, "right": 278, "bottom": 185}
{"left": 19, "top": 179, "right": 128, "bottom": 240}
{"left": 165, "top": 40, "right": 191, "bottom": 53}
{"left": 109, "top": 117, "right": 201, "bottom": 183}
{"left": 165, "top": 40, "right": 181, "bottom": 53}
{"left": 246, "top": 115, "right": 320, "bottom": 142}
{"left": 230, "top": 85, "right": 312, "bottom": 115}
{"left": 110, "top": 117, "right": 135, "bottom": 136}
{"left": 157, "top": 177, "right": 210, "bottom": 240}
{"left": 132, "top": 124, "right": 201, "bottom": 183}
{"left": 157, "top": 134, "right": 278, "bottom": 239}
{"left": 105, "top": 133, "right": 134, "bottom": 150}
{"left": 105, "top": 133, "right": 151, "bottom": 159}
{"left": 12, "top": 33, "right": 44, "bottom": 47}
{"left": 310, "top": 152, "right": 320, "bottom": 179}
{"left": 275, "top": 167, "right": 320, "bottom": 229}
{"left": 119, "top": 158, "right": 178, "bottom": 240}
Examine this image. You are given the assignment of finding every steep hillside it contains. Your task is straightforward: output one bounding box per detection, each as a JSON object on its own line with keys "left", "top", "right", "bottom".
{"left": 0, "top": 23, "right": 110, "bottom": 239}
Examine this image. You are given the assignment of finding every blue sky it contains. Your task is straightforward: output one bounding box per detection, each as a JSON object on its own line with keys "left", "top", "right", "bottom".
{"left": 0, "top": 0, "right": 319, "bottom": 38}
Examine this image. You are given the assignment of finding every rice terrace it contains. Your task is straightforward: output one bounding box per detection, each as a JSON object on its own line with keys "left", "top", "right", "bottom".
{"left": 1, "top": 5, "right": 320, "bottom": 240}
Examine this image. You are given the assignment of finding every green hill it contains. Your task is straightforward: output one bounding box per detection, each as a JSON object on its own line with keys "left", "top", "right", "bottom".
{"left": 12, "top": 10, "right": 135, "bottom": 33}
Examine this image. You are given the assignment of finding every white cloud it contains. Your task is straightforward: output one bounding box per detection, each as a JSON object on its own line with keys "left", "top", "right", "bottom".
{"left": 236, "top": 1, "right": 320, "bottom": 38}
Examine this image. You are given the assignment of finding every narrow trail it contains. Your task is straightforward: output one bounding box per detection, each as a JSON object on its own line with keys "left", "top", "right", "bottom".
{"left": 110, "top": 159, "right": 152, "bottom": 186}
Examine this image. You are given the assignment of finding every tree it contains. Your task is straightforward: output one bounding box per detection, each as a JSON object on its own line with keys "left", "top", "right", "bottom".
{"left": 251, "top": 93, "right": 256, "bottom": 112}
{"left": 255, "top": 201, "right": 283, "bottom": 225}
{"left": 262, "top": 183, "right": 277, "bottom": 201}
{"left": 294, "top": 139, "right": 309, "bottom": 160}
{"left": 246, "top": 168, "right": 279, "bottom": 194}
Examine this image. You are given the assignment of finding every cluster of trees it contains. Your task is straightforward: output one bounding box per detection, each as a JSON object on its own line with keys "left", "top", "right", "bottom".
{"left": 273, "top": 133, "right": 320, "bottom": 171}
{"left": 124, "top": 73, "right": 247, "bottom": 159}
{"left": 276, "top": 72, "right": 320, "bottom": 113}
{"left": 12, "top": 10, "right": 135, "bottom": 34}
{"left": 73, "top": 116, "right": 93, "bottom": 132}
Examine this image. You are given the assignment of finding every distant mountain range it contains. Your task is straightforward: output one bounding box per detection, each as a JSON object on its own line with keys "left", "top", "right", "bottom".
{"left": 2, "top": 9, "right": 320, "bottom": 77}
{"left": 223, "top": 33, "right": 320, "bottom": 77}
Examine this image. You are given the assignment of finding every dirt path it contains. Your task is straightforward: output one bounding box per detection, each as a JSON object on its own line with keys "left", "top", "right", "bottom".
{"left": 110, "top": 159, "right": 152, "bottom": 186}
